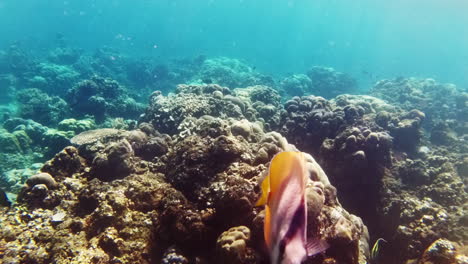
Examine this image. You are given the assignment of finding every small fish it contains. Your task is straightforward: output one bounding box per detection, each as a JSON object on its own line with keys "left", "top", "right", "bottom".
{"left": 369, "top": 238, "right": 387, "bottom": 263}
{"left": 202, "top": 78, "right": 213, "bottom": 84}
{"left": 256, "top": 151, "right": 329, "bottom": 264}
{"left": 0, "top": 188, "right": 11, "bottom": 207}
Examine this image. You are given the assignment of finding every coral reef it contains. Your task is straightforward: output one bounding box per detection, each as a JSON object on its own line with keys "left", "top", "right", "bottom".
{"left": 195, "top": 57, "right": 274, "bottom": 88}
{"left": 16, "top": 88, "right": 70, "bottom": 126}
{"left": 280, "top": 73, "right": 313, "bottom": 97}
{"left": 0, "top": 45, "right": 466, "bottom": 264}
{"left": 378, "top": 152, "right": 467, "bottom": 262}
{"left": 48, "top": 47, "right": 83, "bottom": 65}
{"left": 0, "top": 113, "right": 369, "bottom": 263}
{"left": 277, "top": 92, "right": 467, "bottom": 263}
{"left": 66, "top": 76, "right": 145, "bottom": 122}
{"left": 57, "top": 118, "right": 96, "bottom": 134}
{"left": 371, "top": 78, "right": 466, "bottom": 131}
{"left": 140, "top": 83, "right": 282, "bottom": 135}
{"left": 0, "top": 44, "right": 35, "bottom": 77}
{"left": 0, "top": 118, "right": 74, "bottom": 186}
{"left": 216, "top": 226, "right": 253, "bottom": 263}
{"left": 0, "top": 74, "right": 17, "bottom": 104}
{"left": 306, "top": 66, "right": 358, "bottom": 98}
{"left": 28, "top": 62, "right": 80, "bottom": 96}
{"left": 419, "top": 239, "right": 467, "bottom": 264}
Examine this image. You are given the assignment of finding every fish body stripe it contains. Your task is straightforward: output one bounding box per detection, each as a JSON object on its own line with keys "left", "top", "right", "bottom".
{"left": 278, "top": 198, "right": 307, "bottom": 261}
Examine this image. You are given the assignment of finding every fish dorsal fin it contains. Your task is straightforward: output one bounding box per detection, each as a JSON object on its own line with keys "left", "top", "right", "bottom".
{"left": 268, "top": 151, "right": 301, "bottom": 193}
{"left": 256, "top": 151, "right": 302, "bottom": 206}
{"left": 306, "top": 239, "right": 329, "bottom": 256}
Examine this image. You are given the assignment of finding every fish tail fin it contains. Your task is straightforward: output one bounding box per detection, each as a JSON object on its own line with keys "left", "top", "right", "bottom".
{"left": 306, "top": 239, "right": 329, "bottom": 256}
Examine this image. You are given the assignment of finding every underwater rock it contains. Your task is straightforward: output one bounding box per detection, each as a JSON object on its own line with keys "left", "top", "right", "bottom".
{"left": 253, "top": 151, "right": 369, "bottom": 264}
{"left": 388, "top": 110, "right": 425, "bottom": 154}
{"left": 161, "top": 246, "right": 189, "bottom": 264}
{"left": 141, "top": 85, "right": 234, "bottom": 135}
{"left": 90, "top": 139, "right": 135, "bottom": 181}
{"left": 41, "top": 129, "right": 73, "bottom": 157}
{"left": 419, "top": 239, "right": 458, "bottom": 264}
{"left": 69, "top": 127, "right": 171, "bottom": 181}
{"left": 0, "top": 126, "right": 44, "bottom": 184}
{"left": 41, "top": 146, "right": 86, "bottom": 180}
{"left": 0, "top": 163, "right": 42, "bottom": 194}
{"left": 164, "top": 129, "right": 248, "bottom": 199}
{"left": 130, "top": 125, "right": 171, "bottom": 161}
{"left": 176, "top": 82, "right": 230, "bottom": 95}
{"left": 70, "top": 128, "right": 126, "bottom": 158}
{"left": 231, "top": 119, "right": 263, "bottom": 143}
{"left": 430, "top": 122, "right": 458, "bottom": 146}
{"left": 25, "top": 172, "right": 57, "bottom": 189}
{"left": 457, "top": 156, "right": 468, "bottom": 178}
{"left": 278, "top": 93, "right": 455, "bottom": 253}
{"left": 70, "top": 127, "right": 170, "bottom": 164}
{"left": 101, "top": 117, "right": 137, "bottom": 130}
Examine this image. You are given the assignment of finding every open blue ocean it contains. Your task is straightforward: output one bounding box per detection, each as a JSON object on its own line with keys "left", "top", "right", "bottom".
{"left": 0, "top": 1, "right": 467, "bottom": 263}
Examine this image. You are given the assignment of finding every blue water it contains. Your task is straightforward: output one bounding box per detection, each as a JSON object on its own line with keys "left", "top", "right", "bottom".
{"left": 0, "top": 2, "right": 467, "bottom": 262}
{"left": 1, "top": 0, "right": 467, "bottom": 88}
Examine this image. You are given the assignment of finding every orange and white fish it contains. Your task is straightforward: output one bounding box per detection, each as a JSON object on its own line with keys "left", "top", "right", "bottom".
{"left": 256, "top": 151, "right": 329, "bottom": 264}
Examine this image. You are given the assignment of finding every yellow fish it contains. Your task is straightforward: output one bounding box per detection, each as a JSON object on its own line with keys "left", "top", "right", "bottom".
{"left": 257, "top": 151, "right": 329, "bottom": 264}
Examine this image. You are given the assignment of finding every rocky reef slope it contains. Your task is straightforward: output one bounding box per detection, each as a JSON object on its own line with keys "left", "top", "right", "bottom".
{"left": 0, "top": 48, "right": 466, "bottom": 264}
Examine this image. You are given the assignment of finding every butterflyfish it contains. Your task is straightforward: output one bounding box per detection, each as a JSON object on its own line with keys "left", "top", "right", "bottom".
{"left": 256, "top": 151, "right": 329, "bottom": 264}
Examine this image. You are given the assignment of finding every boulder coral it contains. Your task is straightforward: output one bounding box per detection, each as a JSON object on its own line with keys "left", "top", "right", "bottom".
{"left": 279, "top": 74, "right": 313, "bottom": 97}
{"left": 140, "top": 84, "right": 283, "bottom": 135}
{"left": 306, "top": 66, "right": 358, "bottom": 98}
{"left": 16, "top": 88, "right": 70, "bottom": 126}
{"left": 195, "top": 57, "right": 274, "bottom": 88}
{"left": 371, "top": 77, "right": 464, "bottom": 132}
{"left": 66, "top": 76, "right": 144, "bottom": 122}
